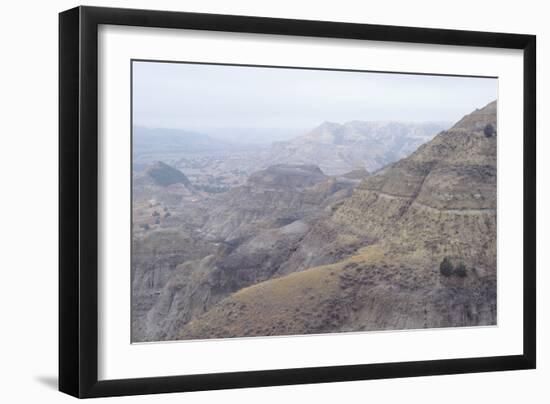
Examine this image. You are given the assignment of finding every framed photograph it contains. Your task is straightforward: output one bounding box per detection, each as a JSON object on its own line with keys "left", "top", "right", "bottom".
{"left": 59, "top": 6, "right": 536, "bottom": 398}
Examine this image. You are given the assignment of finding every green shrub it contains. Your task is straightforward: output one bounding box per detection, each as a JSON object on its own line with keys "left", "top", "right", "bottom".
{"left": 455, "top": 262, "right": 467, "bottom": 278}
{"left": 439, "top": 257, "right": 454, "bottom": 277}
{"left": 484, "top": 124, "right": 495, "bottom": 138}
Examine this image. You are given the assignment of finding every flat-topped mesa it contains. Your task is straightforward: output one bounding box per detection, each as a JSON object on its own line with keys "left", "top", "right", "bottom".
{"left": 247, "top": 164, "right": 326, "bottom": 189}
{"left": 340, "top": 167, "right": 370, "bottom": 181}
{"left": 202, "top": 163, "right": 355, "bottom": 242}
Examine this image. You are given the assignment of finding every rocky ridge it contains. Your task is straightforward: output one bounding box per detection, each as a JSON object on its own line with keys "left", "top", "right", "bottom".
{"left": 179, "top": 101, "right": 498, "bottom": 339}
{"left": 268, "top": 120, "right": 450, "bottom": 175}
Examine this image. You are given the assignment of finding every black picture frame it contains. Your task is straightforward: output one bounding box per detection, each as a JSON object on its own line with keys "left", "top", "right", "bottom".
{"left": 59, "top": 5, "right": 536, "bottom": 398}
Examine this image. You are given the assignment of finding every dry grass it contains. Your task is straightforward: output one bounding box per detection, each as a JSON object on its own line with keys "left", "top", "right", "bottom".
{"left": 180, "top": 261, "right": 346, "bottom": 339}
{"left": 180, "top": 243, "right": 396, "bottom": 339}
{"left": 349, "top": 244, "right": 385, "bottom": 264}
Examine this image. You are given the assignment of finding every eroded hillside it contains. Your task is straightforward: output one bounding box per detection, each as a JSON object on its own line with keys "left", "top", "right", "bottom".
{"left": 179, "top": 101, "right": 497, "bottom": 340}
{"left": 132, "top": 163, "right": 365, "bottom": 341}
{"left": 131, "top": 102, "right": 497, "bottom": 342}
{"left": 268, "top": 120, "right": 450, "bottom": 175}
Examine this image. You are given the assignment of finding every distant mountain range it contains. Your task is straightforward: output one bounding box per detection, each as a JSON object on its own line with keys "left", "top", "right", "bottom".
{"left": 268, "top": 120, "right": 452, "bottom": 175}
{"left": 133, "top": 121, "right": 451, "bottom": 181}
{"left": 132, "top": 127, "right": 239, "bottom": 166}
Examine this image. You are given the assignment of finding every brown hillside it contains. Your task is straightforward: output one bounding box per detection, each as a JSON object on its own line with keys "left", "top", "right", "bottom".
{"left": 179, "top": 101, "right": 498, "bottom": 340}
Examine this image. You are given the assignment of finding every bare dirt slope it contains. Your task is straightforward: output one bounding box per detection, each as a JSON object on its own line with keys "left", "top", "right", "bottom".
{"left": 180, "top": 101, "right": 498, "bottom": 339}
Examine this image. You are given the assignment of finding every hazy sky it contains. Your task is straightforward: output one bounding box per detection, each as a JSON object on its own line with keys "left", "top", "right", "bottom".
{"left": 132, "top": 60, "right": 497, "bottom": 134}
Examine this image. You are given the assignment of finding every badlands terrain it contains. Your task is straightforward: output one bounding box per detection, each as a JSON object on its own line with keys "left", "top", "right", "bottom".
{"left": 131, "top": 103, "right": 496, "bottom": 342}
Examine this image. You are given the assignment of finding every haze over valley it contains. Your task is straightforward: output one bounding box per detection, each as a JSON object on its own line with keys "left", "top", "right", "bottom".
{"left": 133, "top": 119, "right": 451, "bottom": 193}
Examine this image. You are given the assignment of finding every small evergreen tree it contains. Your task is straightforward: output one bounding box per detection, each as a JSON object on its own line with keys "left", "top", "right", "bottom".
{"left": 484, "top": 123, "right": 495, "bottom": 138}
{"left": 439, "top": 257, "right": 453, "bottom": 277}
{"left": 455, "top": 262, "right": 467, "bottom": 278}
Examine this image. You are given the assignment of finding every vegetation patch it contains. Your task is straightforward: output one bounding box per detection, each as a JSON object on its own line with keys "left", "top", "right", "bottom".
{"left": 439, "top": 256, "right": 468, "bottom": 278}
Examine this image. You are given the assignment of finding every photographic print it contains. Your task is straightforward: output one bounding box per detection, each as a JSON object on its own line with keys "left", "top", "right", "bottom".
{"left": 131, "top": 60, "right": 497, "bottom": 343}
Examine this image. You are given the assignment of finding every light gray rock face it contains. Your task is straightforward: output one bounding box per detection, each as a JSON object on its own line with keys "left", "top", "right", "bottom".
{"left": 140, "top": 221, "right": 314, "bottom": 341}
{"left": 201, "top": 164, "right": 355, "bottom": 242}
{"left": 131, "top": 228, "right": 213, "bottom": 341}
{"left": 132, "top": 163, "right": 365, "bottom": 342}
{"left": 268, "top": 121, "right": 451, "bottom": 175}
